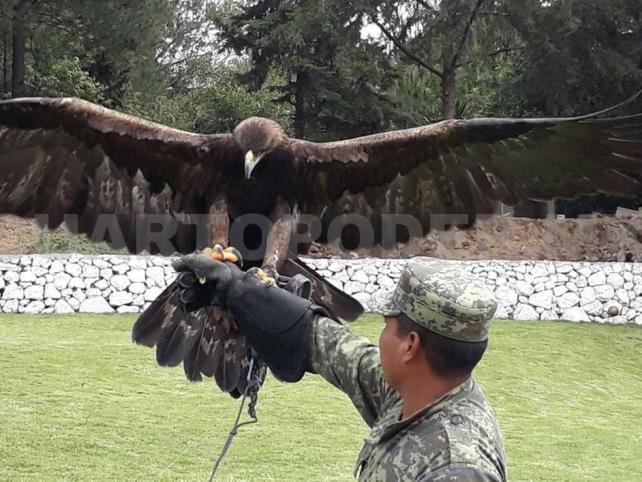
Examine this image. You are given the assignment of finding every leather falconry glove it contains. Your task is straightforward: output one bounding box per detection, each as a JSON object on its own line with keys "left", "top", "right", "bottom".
{"left": 172, "top": 254, "right": 319, "bottom": 382}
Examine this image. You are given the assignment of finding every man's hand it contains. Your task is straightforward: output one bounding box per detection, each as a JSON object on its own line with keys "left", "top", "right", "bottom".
{"left": 170, "top": 252, "right": 318, "bottom": 382}
{"left": 172, "top": 254, "right": 243, "bottom": 312}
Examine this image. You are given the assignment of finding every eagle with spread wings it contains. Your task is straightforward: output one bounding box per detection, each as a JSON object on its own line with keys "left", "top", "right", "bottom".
{"left": 0, "top": 96, "right": 640, "bottom": 396}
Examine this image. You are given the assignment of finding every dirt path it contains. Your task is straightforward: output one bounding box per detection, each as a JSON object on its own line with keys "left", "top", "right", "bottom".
{"left": 1, "top": 214, "right": 640, "bottom": 262}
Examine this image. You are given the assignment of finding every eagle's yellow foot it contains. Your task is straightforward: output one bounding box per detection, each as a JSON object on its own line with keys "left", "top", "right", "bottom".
{"left": 196, "top": 244, "right": 243, "bottom": 284}
{"left": 246, "top": 267, "right": 277, "bottom": 287}
{"left": 201, "top": 244, "right": 243, "bottom": 265}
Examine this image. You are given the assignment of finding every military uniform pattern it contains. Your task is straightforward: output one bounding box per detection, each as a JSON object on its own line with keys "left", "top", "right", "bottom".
{"left": 370, "top": 257, "right": 497, "bottom": 342}
{"left": 308, "top": 317, "right": 507, "bottom": 481}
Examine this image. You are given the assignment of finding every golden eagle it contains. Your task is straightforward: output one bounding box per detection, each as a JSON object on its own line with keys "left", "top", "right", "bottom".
{"left": 0, "top": 96, "right": 640, "bottom": 395}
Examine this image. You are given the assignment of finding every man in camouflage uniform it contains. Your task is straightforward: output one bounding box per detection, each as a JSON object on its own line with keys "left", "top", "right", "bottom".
{"left": 307, "top": 258, "right": 506, "bottom": 480}
{"left": 174, "top": 256, "right": 507, "bottom": 481}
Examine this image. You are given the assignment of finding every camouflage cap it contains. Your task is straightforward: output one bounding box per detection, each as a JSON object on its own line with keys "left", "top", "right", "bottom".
{"left": 371, "top": 257, "right": 497, "bottom": 342}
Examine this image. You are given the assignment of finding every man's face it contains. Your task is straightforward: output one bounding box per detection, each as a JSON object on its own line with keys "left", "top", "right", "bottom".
{"left": 379, "top": 316, "right": 406, "bottom": 388}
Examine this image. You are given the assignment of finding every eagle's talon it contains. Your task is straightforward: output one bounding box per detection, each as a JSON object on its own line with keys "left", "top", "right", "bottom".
{"left": 202, "top": 244, "right": 243, "bottom": 267}
{"left": 247, "top": 267, "right": 277, "bottom": 286}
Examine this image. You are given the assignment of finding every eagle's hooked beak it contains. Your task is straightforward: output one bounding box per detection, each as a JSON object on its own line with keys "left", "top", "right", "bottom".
{"left": 244, "top": 150, "right": 264, "bottom": 179}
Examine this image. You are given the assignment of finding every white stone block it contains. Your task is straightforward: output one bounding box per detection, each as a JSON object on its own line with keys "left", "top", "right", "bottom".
{"left": 82, "top": 265, "right": 100, "bottom": 278}
{"left": 117, "top": 305, "right": 140, "bottom": 313}
{"left": 110, "top": 275, "right": 130, "bottom": 291}
{"left": 65, "top": 263, "right": 82, "bottom": 277}
{"left": 72, "top": 290, "right": 86, "bottom": 302}
{"left": 2, "top": 299, "right": 18, "bottom": 312}
{"left": 24, "top": 301, "right": 45, "bottom": 313}
{"left": 128, "top": 282, "right": 146, "bottom": 294}
{"left": 146, "top": 266, "right": 165, "bottom": 286}
{"left": 530, "top": 264, "right": 549, "bottom": 278}
{"left": 495, "top": 286, "right": 518, "bottom": 306}
{"left": 588, "top": 271, "right": 606, "bottom": 287}
{"left": 513, "top": 304, "right": 539, "bottom": 321}
{"left": 529, "top": 290, "right": 553, "bottom": 309}
{"left": 594, "top": 285, "right": 615, "bottom": 302}
{"left": 344, "top": 281, "right": 365, "bottom": 295}
{"left": 84, "top": 278, "right": 98, "bottom": 289}
{"left": 128, "top": 269, "right": 146, "bottom": 283}
{"left": 94, "top": 279, "right": 109, "bottom": 290}
{"left": 24, "top": 285, "right": 43, "bottom": 300}
{"left": 79, "top": 297, "right": 113, "bottom": 313}
{"left": 68, "top": 278, "right": 85, "bottom": 290}
{"left": 515, "top": 281, "right": 534, "bottom": 297}
{"left": 19, "top": 271, "right": 37, "bottom": 283}
{"left": 583, "top": 301, "right": 603, "bottom": 316}
{"left": 0, "top": 262, "right": 19, "bottom": 272}
{"left": 352, "top": 270, "right": 370, "bottom": 284}
{"left": 53, "top": 272, "right": 71, "bottom": 290}
{"left": 143, "top": 287, "right": 163, "bottom": 302}
{"left": 54, "top": 299, "right": 75, "bottom": 313}
{"left": 109, "top": 291, "right": 133, "bottom": 306}
{"left": 580, "top": 287, "right": 596, "bottom": 305}
{"left": 129, "top": 257, "right": 148, "bottom": 269}
{"left": 615, "top": 289, "right": 629, "bottom": 305}
{"left": 113, "top": 263, "right": 130, "bottom": 274}
{"left": 2, "top": 284, "right": 23, "bottom": 300}
{"left": 93, "top": 258, "right": 111, "bottom": 269}
{"left": 561, "top": 307, "right": 589, "bottom": 322}
{"left": 557, "top": 292, "right": 580, "bottom": 310}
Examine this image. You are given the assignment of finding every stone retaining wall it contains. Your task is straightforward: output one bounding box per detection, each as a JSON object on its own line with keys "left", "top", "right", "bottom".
{"left": 0, "top": 255, "right": 640, "bottom": 325}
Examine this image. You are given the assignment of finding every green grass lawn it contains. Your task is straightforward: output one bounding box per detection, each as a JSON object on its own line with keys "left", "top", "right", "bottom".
{"left": 1, "top": 314, "right": 641, "bottom": 481}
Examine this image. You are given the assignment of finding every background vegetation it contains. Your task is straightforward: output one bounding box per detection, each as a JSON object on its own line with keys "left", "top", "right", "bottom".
{"left": 2, "top": 0, "right": 641, "bottom": 138}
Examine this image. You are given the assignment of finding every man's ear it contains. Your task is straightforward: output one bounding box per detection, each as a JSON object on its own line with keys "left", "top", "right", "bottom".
{"left": 401, "top": 331, "right": 423, "bottom": 363}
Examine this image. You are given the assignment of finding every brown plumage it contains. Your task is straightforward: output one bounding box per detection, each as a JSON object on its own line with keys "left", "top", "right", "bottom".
{"left": 0, "top": 95, "right": 641, "bottom": 394}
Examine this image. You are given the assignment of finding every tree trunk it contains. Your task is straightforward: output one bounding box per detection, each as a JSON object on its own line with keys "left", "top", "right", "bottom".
{"left": 440, "top": 67, "right": 457, "bottom": 119}
{"left": 294, "top": 70, "right": 306, "bottom": 138}
{"left": 11, "top": 0, "right": 32, "bottom": 98}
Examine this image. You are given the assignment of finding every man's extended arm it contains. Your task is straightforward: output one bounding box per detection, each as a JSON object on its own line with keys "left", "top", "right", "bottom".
{"left": 170, "top": 255, "right": 395, "bottom": 424}
{"left": 307, "top": 316, "right": 395, "bottom": 427}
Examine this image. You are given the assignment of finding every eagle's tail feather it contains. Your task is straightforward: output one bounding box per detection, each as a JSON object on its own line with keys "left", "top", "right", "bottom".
{"left": 131, "top": 282, "right": 175, "bottom": 347}
{"left": 281, "top": 255, "right": 364, "bottom": 322}
{"left": 156, "top": 306, "right": 203, "bottom": 368}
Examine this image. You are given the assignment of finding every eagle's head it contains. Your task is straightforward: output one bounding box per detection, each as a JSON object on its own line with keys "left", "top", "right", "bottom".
{"left": 233, "top": 117, "right": 287, "bottom": 179}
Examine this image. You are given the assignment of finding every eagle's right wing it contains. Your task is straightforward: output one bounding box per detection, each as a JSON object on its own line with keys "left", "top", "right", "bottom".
{"left": 0, "top": 97, "right": 243, "bottom": 253}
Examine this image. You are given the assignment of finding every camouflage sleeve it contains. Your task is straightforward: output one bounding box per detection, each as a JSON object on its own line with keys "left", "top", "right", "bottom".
{"left": 307, "top": 316, "right": 395, "bottom": 427}
{"left": 418, "top": 464, "right": 503, "bottom": 482}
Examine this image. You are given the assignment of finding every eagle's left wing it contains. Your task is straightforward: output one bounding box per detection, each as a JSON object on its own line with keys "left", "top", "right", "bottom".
{"left": 291, "top": 112, "right": 642, "bottom": 245}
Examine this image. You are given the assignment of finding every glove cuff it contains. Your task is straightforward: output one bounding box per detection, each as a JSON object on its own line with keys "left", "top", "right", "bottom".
{"left": 227, "top": 275, "right": 317, "bottom": 382}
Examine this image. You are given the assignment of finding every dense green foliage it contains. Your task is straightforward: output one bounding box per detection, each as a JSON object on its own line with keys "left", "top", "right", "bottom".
{"left": 1, "top": 313, "right": 641, "bottom": 480}
{"left": 2, "top": 0, "right": 640, "bottom": 136}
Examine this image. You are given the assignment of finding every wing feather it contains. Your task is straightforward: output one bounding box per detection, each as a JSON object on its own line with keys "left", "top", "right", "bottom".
{"left": 293, "top": 112, "right": 642, "bottom": 244}
{"left": 0, "top": 97, "right": 243, "bottom": 253}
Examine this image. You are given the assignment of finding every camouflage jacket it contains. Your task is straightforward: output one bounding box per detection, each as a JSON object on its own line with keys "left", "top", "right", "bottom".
{"left": 308, "top": 317, "right": 507, "bottom": 481}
